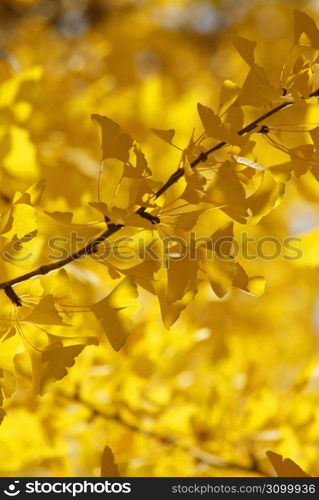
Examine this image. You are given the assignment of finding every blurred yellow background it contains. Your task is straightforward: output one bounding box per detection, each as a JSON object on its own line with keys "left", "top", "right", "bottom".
{"left": 0, "top": 0, "right": 319, "bottom": 477}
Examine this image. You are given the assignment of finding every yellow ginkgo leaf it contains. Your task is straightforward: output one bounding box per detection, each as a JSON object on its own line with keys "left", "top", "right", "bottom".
{"left": 15, "top": 179, "right": 45, "bottom": 207}
{"left": 90, "top": 277, "right": 139, "bottom": 351}
{"left": 154, "top": 279, "right": 196, "bottom": 329}
{"left": 40, "top": 342, "right": 88, "bottom": 394}
{"left": 150, "top": 128, "right": 176, "bottom": 145}
{"left": 233, "top": 263, "right": 265, "bottom": 296}
{"left": 205, "top": 259, "right": 235, "bottom": 298}
{"left": 294, "top": 9, "right": 319, "bottom": 49}
{"left": 233, "top": 35, "right": 256, "bottom": 67}
{"left": 40, "top": 269, "right": 71, "bottom": 300}
{"left": 206, "top": 163, "right": 248, "bottom": 223}
{"left": 293, "top": 68, "right": 313, "bottom": 97}
{"left": 25, "top": 294, "right": 69, "bottom": 326}
{"left": 124, "top": 145, "right": 151, "bottom": 177}
{"left": 219, "top": 80, "right": 241, "bottom": 113}
{"left": 9, "top": 203, "right": 37, "bottom": 239}
{"left": 89, "top": 201, "right": 110, "bottom": 218}
{"left": 119, "top": 259, "right": 157, "bottom": 294}
{"left": 224, "top": 106, "right": 244, "bottom": 131}
{"left": 266, "top": 450, "right": 311, "bottom": 477}
{"left": 269, "top": 161, "right": 292, "bottom": 182}
{"left": 173, "top": 209, "right": 204, "bottom": 231}
{"left": 92, "top": 158, "right": 125, "bottom": 209}
{"left": 289, "top": 144, "right": 314, "bottom": 177}
{"left": 167, "top": 256, "right": 198, "bottom": 303}
{"left": 208, "top": 221, "right": 234, "bottom": 255}
{"left": 92, "top": 114, "right": 133, "bottom": 162}
{"left": 197, "top": 103, "right": 245, "bottom": 147}
{"left": 44, "top": 211, "right": 74, "bottom": 225}
{"left": 181, "top": 157, "right": 207, "bottom": 204}
{"left": 101, "top": 445, "right": 121, "bottom": 477}
{"left": 247, "top": 170, "right": 285, "bottom": 223}
{"left": 237, "top": 67, "right": 277, "bottom": 107}
{"left": 197, "top": 222, "right": 235, "bottom": 298}
{"left": 197, "top": 103, "right": 220, "bottom": 137}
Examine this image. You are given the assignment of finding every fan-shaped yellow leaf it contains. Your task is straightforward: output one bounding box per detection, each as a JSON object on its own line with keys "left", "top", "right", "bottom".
{"left": 294, "top": 10, "right": 319, "bottom": 49}
{"left": 233, "top": 36, "right": 256, "bottom": 67}
{"left": 90, "top": 277, "right": 138, "bottom": 351}
{"left": 247, "top": 171, "right": 285, "bottom": 223}
{"left": 40, "top": 342, "right": 87, "bottom": 394}
{"left": 150, "top": 128, "right": 175, "bottom": 145}
{"left": 44, "top": 211, "right": 74, "bottom": 225}
{"left": 219, "top": 80, "right": 241, "bottom": 113}
{"left": 92, "top": 114, "right": 133, "bottom": 162}
{"left": 25, "top": 295, "right": 69, "bottom": 326}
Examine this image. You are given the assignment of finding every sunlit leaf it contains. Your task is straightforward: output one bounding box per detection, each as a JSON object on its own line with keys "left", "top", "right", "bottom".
{"left": 25, "top": 295, "right": 70, "bottom": 326}
{"left": 92, "top": 114, "right": 133, "bottom": 162}
{"left": 90, "top": 277, "right": 139, "bottom": 351}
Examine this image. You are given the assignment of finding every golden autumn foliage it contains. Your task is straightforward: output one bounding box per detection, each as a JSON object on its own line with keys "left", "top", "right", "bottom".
{"left": 1, "top": 0, "right": 319, "bottom": 477}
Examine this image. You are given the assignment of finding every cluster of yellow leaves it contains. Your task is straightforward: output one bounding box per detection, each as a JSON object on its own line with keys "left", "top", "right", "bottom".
{"left": 0, "top": 0, "right": 319, "bottom": 477}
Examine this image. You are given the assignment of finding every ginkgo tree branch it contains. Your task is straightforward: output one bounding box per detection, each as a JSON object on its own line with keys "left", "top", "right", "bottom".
{"left": 153, "top": 101, "right": 293, "bottom": 199}
{"left": 2, "top": 223, "right": 123, "bottom": 303}
{"left": 1, "top": 92, "right": 317, "bottom": 304}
